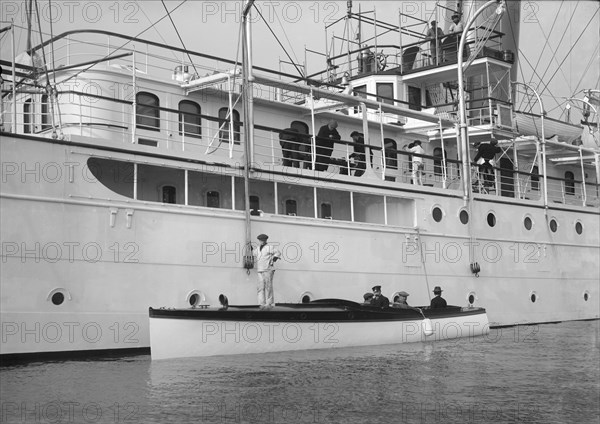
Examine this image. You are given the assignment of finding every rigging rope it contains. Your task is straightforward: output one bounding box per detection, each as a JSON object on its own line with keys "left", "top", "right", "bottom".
{"left": 159, "top": 0, "right": 200, "bottom": 79}
{"left": 252, "top": 5, "right": 305, "bottom": 77}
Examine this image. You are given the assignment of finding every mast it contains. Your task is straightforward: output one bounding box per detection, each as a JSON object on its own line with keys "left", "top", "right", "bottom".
{"left": 242, "top": 0, "right": 255, "bottom": 271}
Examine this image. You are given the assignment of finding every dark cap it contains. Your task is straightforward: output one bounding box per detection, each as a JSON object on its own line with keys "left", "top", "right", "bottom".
{"left": 350, "top": 131, "right": 362, "bottom": 138}
{"left": 398, "top": 291, "right": 409, "bottom": 297}
{"left": 433, "top": 286, "right": 443, "bottom": 293}
{"left": 363, "top": 292, "right": 374, "bottom": 300}
{"left": 413, "top": 140, "right": 422, "bottom": 146}
{"left": 372, "top": 285, "right": 382, "bottom": 292}
{"left": 257, "top": 234, "right": 269, "bottom": 241}
{"left": 452, "top": 14, "right": 460, "bottom": 19}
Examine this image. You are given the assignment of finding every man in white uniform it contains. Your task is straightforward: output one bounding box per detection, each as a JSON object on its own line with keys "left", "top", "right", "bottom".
{"left": 254, "top": 234, "right": 281, "bottom": 309}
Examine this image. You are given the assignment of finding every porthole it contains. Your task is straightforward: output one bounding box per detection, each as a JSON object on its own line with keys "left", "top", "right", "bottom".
{"left": 583, "top": 291, "right": 589, "bottom": 302}
{"left": 524, "top": 216, "right": 532, "bottom": 231}
{"left": 47, "top": 288, "right": 71, "bottom": 306}
{"left": 487, "top": 212, "right": 496, "bottom": 227}
{"left": 300, "top": 291, "right": 314, "bottom": 303}
{"left": 459, "top": 209, "right": 469, "bottom": 225}
{"left": 51, "top": 292, "right": 64, "bottom": 305}
{"left": 575, "top": 221, "right": 583, "bottom": 235}
{"left": 186, "top": 290, "right": 206, "bottom": 308}
{"left": 549, "top": 219, "right": 558, "bottom": 233}
{"left": 467, "top": 292, "right": 476, "bottom": 306}
{"left": 530, "top": 291, "right": 538, "bottom": 303}
{"left": 432, "top": 206, "right": 443, "bottom": 222}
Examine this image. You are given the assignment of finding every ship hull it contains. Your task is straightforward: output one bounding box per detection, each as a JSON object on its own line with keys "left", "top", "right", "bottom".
{"left": 2, "top": 133, "right": 598, "bottom": 357}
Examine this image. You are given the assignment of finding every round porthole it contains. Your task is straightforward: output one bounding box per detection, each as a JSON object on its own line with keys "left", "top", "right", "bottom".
{"left": 487, "top": 212, "right": 496, "bottom": 227}
{"left": 51, "top": 292, "right": 65, "bottom": 305}
{"left": 459, "top": 209, "right": 469, "bottom": 225}
{"left": 186, "top": 291, "right": 206, "bottom": 308}
{"left": 583, "top": 291, "right": 589, "bottom": 302}
{"left": 549, "top": 219, "right": 558, "bottom": 233}
{"left": 524, "top": 216, "right": 532, "bottom": 231}
{"left": 432, "top": 206, "right": 443, "bottom": 222}
{"left": 575, "top": 221, "right": 583, "bottom": 235}
{"left": 530, "top": 291, "right": 538, "bottom": 303}
{"left": 300, "top": 291, "right": 314, "bottom": 303}
{"left": 47, "top": 288, "right": 71, "bottom": 306}
{"left": 467, "top": 292, "right": 476, "bottom": 306}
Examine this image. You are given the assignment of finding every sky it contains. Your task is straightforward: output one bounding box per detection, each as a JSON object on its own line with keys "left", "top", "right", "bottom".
{"left": 1, "top": 0, "right": 598, "bottom": 119}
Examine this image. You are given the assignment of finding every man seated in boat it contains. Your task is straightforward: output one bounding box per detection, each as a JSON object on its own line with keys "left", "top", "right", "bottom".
{"left": 430, "top": 286, "right": 447, "bottom": 309}
{"left": 370, "top": 285, "right": 390, "bottom": 308}
{"left": 362, "top": 292, "right": 374, "bottom": 305}
{"left": 392, "top": 291, "right": 420, "bottom": 312}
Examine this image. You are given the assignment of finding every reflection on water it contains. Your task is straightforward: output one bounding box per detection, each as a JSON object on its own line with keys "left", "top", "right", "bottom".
{"left": 1, "top": 321, "right": 598, "bottom": 423}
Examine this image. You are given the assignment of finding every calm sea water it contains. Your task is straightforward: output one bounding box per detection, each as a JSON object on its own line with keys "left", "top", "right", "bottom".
{"left": 1, "top": 320, "right": 598, "bottom": 424}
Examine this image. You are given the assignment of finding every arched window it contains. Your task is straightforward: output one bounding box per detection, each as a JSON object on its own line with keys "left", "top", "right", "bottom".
{"left": 41, "top": 94, "right": 51, "bottom": 130}
{"left": 565, "top": 171, "right": 575, "bottom": 195}
{"left": 179, "top": 100, "right": 201, "bottom": 138}
{"left": 531, "top": 166, "right": 539, "bottom": 191}
{"left": 23, "top": 98, "right": 33, "bottom": 134}
{"left": 285, "top": 199, "right": 297, "bottom": 216}
{"left": 218, "top": 107, "right": 241, "bottom": 144}
{"left": 162, "top": 185, "right": 176, "bottom": 204}
{"left": 433, "top": 147, "right": 447, "bottom": 177}
{"left": 136, "top": 92, "right": 160, "bottom": 131}
{"left": 206, "top": 191, "right": 220, "bottom": 208}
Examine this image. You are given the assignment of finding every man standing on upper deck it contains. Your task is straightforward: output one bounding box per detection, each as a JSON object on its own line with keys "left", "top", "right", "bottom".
{"left": 426, "top": 21, "right": 444, "bottom": 64}
{"left": 449, "top": 14, "right": 464, "bottom": 34}
{"left": 314, "top": 119, "right": 341, "bottom": 171}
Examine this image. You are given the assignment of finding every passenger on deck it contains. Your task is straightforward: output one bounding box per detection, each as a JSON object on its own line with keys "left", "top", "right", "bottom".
{"left": 314, "top": 120, "right": 341, "bottom": 171}
{"left": 430, "top": 286, "right": 447, "bottom": 309}
{"left": 473, "top": 139, "right": 501, "bottom": 186}
{"left": 409, "top": 140, "right": 425, "bottom": 185}
{"left": 348, "top": 131, "right": 367, "bottom": 176}
{"left": 392, "top": 291, "right": 420, "bottom": 312}
{"left": 425, "top": 21, "right": 444, "bottom": 64}
{"left": 449, "top": 14, "right": 464, "bottom": 34}
{"left": 279, "top": 128, "right": 301, "bottom": 168}
{"left": 362, "top": 292, "right": 374, "bottom": 305}
{"left": 370, "top": 285, "right": 390, "bottom": 308}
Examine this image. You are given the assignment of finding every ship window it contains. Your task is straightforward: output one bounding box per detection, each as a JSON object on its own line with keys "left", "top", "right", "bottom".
{"left": 376, "top": 83, "right": 394, "bottom": 105}
{"left": 459, "top": 209, "right": 469, "bottom": 224}
{"left": 41, "top": 94, "right": 51, "bottom": 130}
{"left": 575, "top": 221, "right": 583, "bottom": 235}
{"left": 285, "top": 199, "right": 297, "bottom": 216}
{"left": 432, "top": 206, "right": 443, "bottom": 222}
{"left": 218, "top": 107, "right": 241, "bottom": 144}
{"left": 179, "top": 100, "right": 202, "bottom": 138}
{"left": 23, "top": 98, "right": 33, "bottom": 133}
{"left": 531, "top": 166, "right": 539, "bottom": 191}
{"left": 136, "top": 92, "right": 160, "bottom": 131}
{"left": 565, "top": 171, "right": 575, "bottom": 195}
{"left": 530, "top": 292, "right": 537, "bottom": 303}
{"left": 353, "top": 84, "right": 367, "bottom": 113}
{"left": 549, "top": 218, "right": 558, "bottom": 233}
{"left": 320, "top": 202, "right": 332, "bottom": 219}
{"left": 162, "top": 186, "right": 176, "bottom": 204}
{"left": 206, "top": 191, "right": 220, "bottom": 208}
{"left": 584, "top": 291, "right": 589, "bottom": 302}
{"left": 51, "top": 292, "right": 65, "bottom": 306}
{"left": 524, "top": 216, "right": 533, "bottom": 230}
{"left": 408, "top": 86, "right": 421, "bottom": 111}
{"left": 487, "top": 212, "right": 496, "bottom": 227}
{"left": 250, "top": 195, "right": 260, "bottom": 215}
{"left": 467, "top": 292, "right": 476, "bottom": 305}
{"left": 433, "top": 148, "right": 447, "bottom": 177}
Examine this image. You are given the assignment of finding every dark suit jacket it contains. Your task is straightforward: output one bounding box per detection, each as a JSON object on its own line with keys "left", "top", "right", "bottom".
{"left": 430, "top": 295, "right": 447, "bottom": 308}
{"left": 371, "top": 295, "right": 390, "bottom": 308}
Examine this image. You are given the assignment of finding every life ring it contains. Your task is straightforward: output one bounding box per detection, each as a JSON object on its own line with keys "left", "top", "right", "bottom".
{"left": 376, "top": 53, "right": 387, "bottom": 71}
